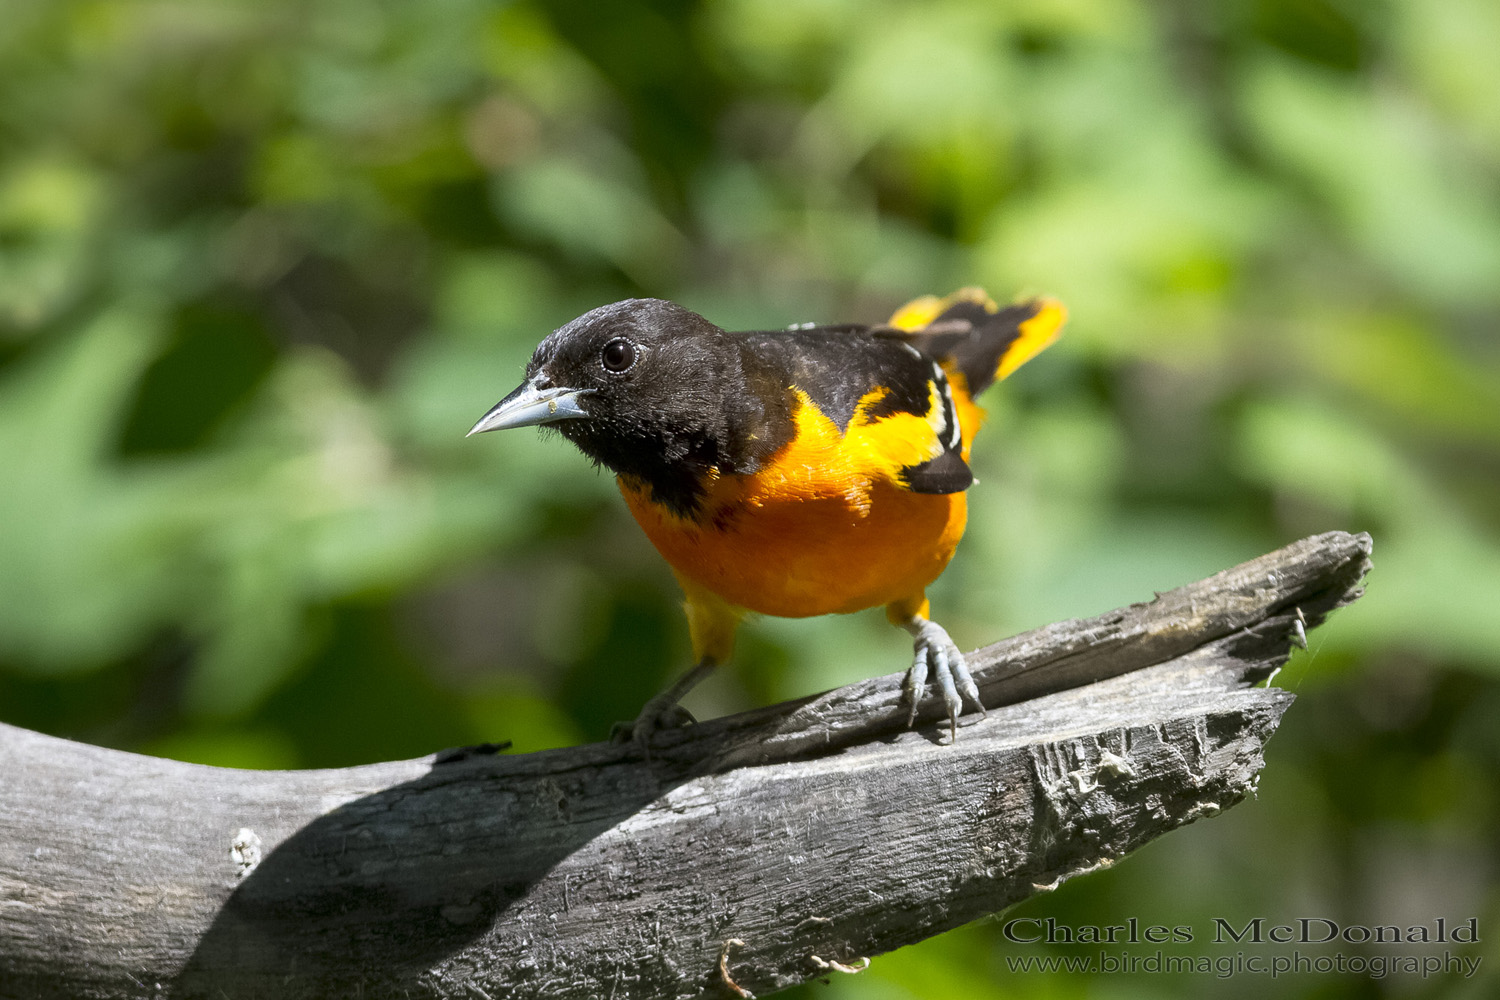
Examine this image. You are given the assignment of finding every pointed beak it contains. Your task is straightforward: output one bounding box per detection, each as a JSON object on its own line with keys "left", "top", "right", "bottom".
{"left": 467, "top": 379, "right": 593, "bottom": 437}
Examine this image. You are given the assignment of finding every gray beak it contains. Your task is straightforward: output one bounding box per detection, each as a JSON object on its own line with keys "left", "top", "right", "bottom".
{"left": 467, "top": 379, "right": 593, "bottom": 436}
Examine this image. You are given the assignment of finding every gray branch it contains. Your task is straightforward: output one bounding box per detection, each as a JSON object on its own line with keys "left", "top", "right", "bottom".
{"left": 0, "top": 531, "right": 1372, "bottom": 1000}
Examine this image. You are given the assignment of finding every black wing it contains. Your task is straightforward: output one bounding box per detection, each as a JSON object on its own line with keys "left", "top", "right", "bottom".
{"left": 733, "top": 325, "right": 973, "bottom": 495}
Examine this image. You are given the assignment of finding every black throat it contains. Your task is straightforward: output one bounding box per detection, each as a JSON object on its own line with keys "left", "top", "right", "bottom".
{"left": 559, "top": 420, "right": 726, "bottom": 518}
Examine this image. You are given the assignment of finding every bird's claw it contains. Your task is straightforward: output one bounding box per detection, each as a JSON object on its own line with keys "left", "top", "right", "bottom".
{"left": 611, "top": 657, "right": 717, "bottom": 758}
{"left": 610, "top": 701, "right": 697, "bottom": 752}
{"left": 902, "top": 619, "right": 984, "bottom": 742}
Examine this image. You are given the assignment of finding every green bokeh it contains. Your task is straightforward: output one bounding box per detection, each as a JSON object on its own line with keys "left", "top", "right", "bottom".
{"left": 1, "top": 0, "right": 1496, "bottom": 996}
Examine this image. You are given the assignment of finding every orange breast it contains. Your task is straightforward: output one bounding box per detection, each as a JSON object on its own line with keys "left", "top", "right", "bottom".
{"left": 618, "top": 388, "right": 982, "bottom": 618}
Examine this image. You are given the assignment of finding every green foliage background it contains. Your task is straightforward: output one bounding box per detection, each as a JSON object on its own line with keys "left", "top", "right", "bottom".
{"left": 2, "top": 0, "right": 1498, "bottom": 995}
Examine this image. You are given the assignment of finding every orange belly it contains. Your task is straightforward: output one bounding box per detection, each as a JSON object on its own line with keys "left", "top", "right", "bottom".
{"left": 619, "top": 382, "right": 984, "bottom": 619}
{"left": 620, "top": 476, "right": 966, "bottom": 617}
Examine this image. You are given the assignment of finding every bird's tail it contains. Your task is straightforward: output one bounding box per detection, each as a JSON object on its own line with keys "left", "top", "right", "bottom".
{"left": 887, "top": 288, "right": 1066, "bottom": 396}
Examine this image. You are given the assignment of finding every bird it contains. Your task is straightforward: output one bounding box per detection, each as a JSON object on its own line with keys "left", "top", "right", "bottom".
{"left": 469, "top": 288, "right": 1066, "bottom": 747}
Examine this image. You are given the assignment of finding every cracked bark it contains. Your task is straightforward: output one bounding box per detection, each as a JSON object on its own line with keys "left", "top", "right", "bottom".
{"left": 0, "top": 531, "right": 1371, "bottom": 1000}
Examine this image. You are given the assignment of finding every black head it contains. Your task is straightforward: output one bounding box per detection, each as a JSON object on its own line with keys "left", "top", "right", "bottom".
{"left": 470, "top": 299, "right": 785, "bottom": 513}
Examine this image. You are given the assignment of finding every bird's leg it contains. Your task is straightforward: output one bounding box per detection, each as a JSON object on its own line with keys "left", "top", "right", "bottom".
{"left": 611, "top": 656, "right": 718, "bottom": 751}
{"left": 612, "top": 577, "right": 740, "bottom": 753}
{"left": 893, "top": 605, "right": 985, "bottom": 742}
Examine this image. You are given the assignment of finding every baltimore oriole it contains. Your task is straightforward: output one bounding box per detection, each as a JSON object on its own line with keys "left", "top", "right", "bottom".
{"left": 470, "top": 288, "right": 1066, "bottom": 746}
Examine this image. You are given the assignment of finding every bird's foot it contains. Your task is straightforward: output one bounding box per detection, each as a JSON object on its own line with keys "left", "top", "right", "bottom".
{"left": 610, "top": 657, "right": 718, "bottom": 757}
{"left": 902, "top": 618, "right": 985, "bottom": 742}
{"left": 610, "top": 699, "right": 697, "bottom": 754}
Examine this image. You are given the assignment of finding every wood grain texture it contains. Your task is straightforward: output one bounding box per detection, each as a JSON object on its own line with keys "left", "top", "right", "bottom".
{"left": 0, "top": 531, "right": 1371, "bottom": 1000}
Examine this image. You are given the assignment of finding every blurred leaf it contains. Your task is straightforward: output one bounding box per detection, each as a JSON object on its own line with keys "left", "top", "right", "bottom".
{"left": 144, "top": 726, "right": 301, "bottom": 769}
{"left": 465, "top": 677, "right": 584, "bottom": 753}
{"left": 1395, "top": 0, "right": 1500, "bottom": 162}
{"left": 0, "top": 157, "right": 104, "bottom": 333}
{"left": 1242, "top": 54, "right": 1500, "bottom": 307}
{"left": 0, "top": 306, "right": 186, "bottom": 669}
{"left": 494, "top": 155, "right": 689, "bottom": 286}
{"left": 1238, "top": 396, "right": 1500, "bottom": 666}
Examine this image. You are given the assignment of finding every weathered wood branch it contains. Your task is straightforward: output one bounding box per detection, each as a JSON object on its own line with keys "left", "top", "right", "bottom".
{"left": 0, "top": 531, "right": 1371, "bottom": 1000}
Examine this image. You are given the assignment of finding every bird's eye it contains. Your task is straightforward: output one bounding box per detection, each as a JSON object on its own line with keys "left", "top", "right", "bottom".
{"left": 600, "top": 338, "right": 637, "bottom": 373}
